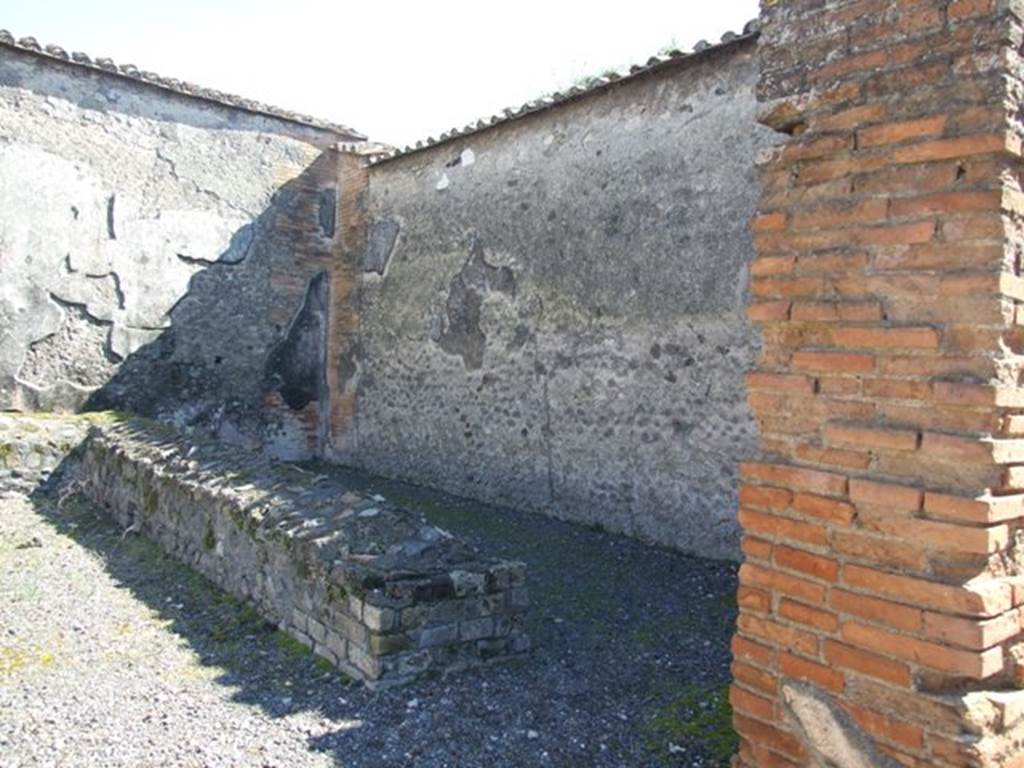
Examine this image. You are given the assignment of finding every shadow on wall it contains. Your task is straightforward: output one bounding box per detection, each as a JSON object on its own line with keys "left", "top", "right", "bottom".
{"left": 76, "top": 156, "right": 339, "bottom": 460}
{"left": 0, "top": 51, "right": 347, "bottom": 460}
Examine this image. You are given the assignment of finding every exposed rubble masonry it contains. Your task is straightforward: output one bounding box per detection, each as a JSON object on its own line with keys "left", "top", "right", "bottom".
{"left": 355, "top": 38, "right": 773, "bottom": 560}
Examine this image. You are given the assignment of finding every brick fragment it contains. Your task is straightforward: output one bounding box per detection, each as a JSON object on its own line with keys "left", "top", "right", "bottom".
{"left": 889, "top": 133, "right": 1007, "bottom": 165}
{"left": 829, "top": 588, "right": 923, "bottom": 633}
{"left": 779, "top": 652, "right": 845, "bottom": 694}
{"left": 842, "top": 565, "right": 1013, "bottom": 617}
{"left": 730, "top": 684, "right": 776, "bottom": 722}
{"left": 824, "top": 640, "right": 912, "bottom": 687}
{"left": 833, "top": 326, "right": 941, "bottom": 349}
{"left": 792, "top": 492, "right": 856, "bottom": 524}
{"left": 791, "top": 351, "right": 875, "bottom": 373}
{"left": 843, "top": 703, "right": 924, "bottom": 750}
{"left": 733, "top": 714, "right": 806, "bottom": 760}
{"left": 841, "top": 621, "right": 1005, "bottom": 678}
{"left": 774, "top": 544, "right": 839, "bottom": 583}
{"left": 732, "top": 660, "right": 778, "bottom": 695}
{"left": 849, "top": 479, "right": 922, "bottom": 512}
{"left": 858, "top": 115, "right": 947, "bottom": 148}
{"left": 741, "top": 463, "right": 848, "bottom": 497}
{"left": 732, "top": 634, "right": 776, "bottom": 668}
{"left": 779, "top": 598, "right": 839, "bottom": 632}
{"left": 739, "top": 508, "right": 830, "bottom": 548}
{"left": 740, "top": 563, "right": 828, "bottom": 605}
{"left": 824, "top": 423, "right": 920, "bottom": 452}
{"left": 924, "top": 492, "right": 1024, "bottom": 524}
{"left": 746, "top": 372, "right": 815, "bottom": 393}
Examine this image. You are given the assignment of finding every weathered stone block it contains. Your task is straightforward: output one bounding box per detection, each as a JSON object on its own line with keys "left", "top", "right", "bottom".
{"left": 460, "top": 617, "right": 494, "bottom": 642}
{"left": 368, "top": 632, "right": 414, "bottom": 656}
{"left": 362, "top": 604, "right": 395, "bottom": 632}
{"left": 416, "top": 623, "right": 459, "bottom": 649}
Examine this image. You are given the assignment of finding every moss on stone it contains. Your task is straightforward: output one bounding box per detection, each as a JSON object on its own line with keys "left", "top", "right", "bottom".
{"left": 203, "top": 523, "right": 216, "bottom": 552}
{"left": 326, "top": 583, "right": 348, "bottom": 605}
{"left": 81, "top": 410, "right": 128, "bottom": 424}
{"left": 209, "top": 601, "right": 266, "bottom": 643}
{"left": 271, "top": 630, "right": 313, "bottom": 659}
{"left": 121, "top": 534, "right": 166, "bottom": 568}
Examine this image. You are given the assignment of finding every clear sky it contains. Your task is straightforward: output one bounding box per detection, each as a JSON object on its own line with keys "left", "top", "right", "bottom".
{"left": 1, "top": 0, "right": 759, "bottom": 146}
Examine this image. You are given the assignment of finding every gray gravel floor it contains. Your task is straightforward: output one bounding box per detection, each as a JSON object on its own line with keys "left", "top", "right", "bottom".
{"left": 0, "top": 467, "right": 739, "bottom": 768}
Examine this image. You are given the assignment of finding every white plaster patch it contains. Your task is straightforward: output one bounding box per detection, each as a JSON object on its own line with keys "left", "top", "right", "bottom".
{"left": 435, "top": 173, "right": 450, "bottom": 191}
{"left": 782, "top": 683, "right": 880, "bottom": 768}
{"left": 460, "top": 148, "right": 475, "bottom": 167}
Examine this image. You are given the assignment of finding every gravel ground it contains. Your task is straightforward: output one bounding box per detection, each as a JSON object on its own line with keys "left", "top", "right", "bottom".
{"left": 1, "top": 465, "right": 739, "bottom": 768}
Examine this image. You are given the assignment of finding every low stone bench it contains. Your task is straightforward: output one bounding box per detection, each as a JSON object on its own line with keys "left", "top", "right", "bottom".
{"left": 75, "top": 419, "right": 528, "bottom": 686}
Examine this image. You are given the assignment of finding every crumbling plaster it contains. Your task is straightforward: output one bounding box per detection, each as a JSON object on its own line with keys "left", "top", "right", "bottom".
{"left": 0, "top": 49, "right": 342, "bottom": 438}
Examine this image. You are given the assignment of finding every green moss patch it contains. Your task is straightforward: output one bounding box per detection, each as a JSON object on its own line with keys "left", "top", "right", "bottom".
{"left": 271, "top": 630, "right": 313, "bottom": 659}
{"left": 643, "top": 683, "right": 737, "bottom": 766}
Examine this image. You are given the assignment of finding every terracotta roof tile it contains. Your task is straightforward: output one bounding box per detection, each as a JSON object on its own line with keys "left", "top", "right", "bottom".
{"left": 368, "top": 18, "right": 760, "bottom": 165}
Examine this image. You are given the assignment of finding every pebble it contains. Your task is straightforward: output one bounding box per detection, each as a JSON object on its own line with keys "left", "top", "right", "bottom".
{"left": 1, "top": 424, "right": 739, "bottom": 768}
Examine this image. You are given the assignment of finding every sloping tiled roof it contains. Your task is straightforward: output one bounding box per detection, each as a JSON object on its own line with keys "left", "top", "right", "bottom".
{"left": 367, "top": 19, "right": 760, "bottom": 166}
{"left": 0, "top": 29, "right": 366, "bottom": 140}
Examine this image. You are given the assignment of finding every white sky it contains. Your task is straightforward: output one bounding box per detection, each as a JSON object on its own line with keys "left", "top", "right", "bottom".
{"left": 1, "top": 0, "right": 759, "bottom": 146}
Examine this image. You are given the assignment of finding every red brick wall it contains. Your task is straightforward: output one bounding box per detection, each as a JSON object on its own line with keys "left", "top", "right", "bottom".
{"left": 733, "top": 1, "right": 1024, "bottom": 765}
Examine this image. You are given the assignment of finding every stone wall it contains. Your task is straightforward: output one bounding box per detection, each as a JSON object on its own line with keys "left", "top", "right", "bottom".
{"left": 345, "top": 39, "right": 776, "bottom": 559}
{"left": 76, "top": 418, "right": 529, "bottom": 686}
{"left": 0, "top": 42, "right": 361, "bottom": 458}
{"left": 732, "top": 1, "right": 1024, "bottom": 766}
{"left": 0, "top": 411, "right": 102, "bottom": 492}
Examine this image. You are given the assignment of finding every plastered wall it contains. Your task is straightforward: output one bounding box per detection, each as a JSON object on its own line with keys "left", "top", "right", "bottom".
{"left": 0, "top": 45, "right": 355, "bottom": 457}
{"left": 347, "top": 40, "right": 775, "bottom": 559}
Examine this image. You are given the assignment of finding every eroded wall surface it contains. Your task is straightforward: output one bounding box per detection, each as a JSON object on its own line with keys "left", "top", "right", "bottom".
{"left": 351, "top": 41, "right": 774, "bottom": 559}
{"left": 0, "top": 46, "right": 352, "bottom": 456}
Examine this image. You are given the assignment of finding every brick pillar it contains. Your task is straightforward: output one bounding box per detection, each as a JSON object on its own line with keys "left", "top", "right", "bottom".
{"left": 733, "top": 1, "right": 1024, "bottom": 766}
{"left": 262, "top": 147, "right": 364, "bottom": 461}
{"left": 324, "top": 147, "right": 366, "bottom": 457}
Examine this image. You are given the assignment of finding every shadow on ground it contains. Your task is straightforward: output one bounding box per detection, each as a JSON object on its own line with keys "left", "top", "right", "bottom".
{"left": 16, "top": 463, "right": 739, "bottom": 767}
